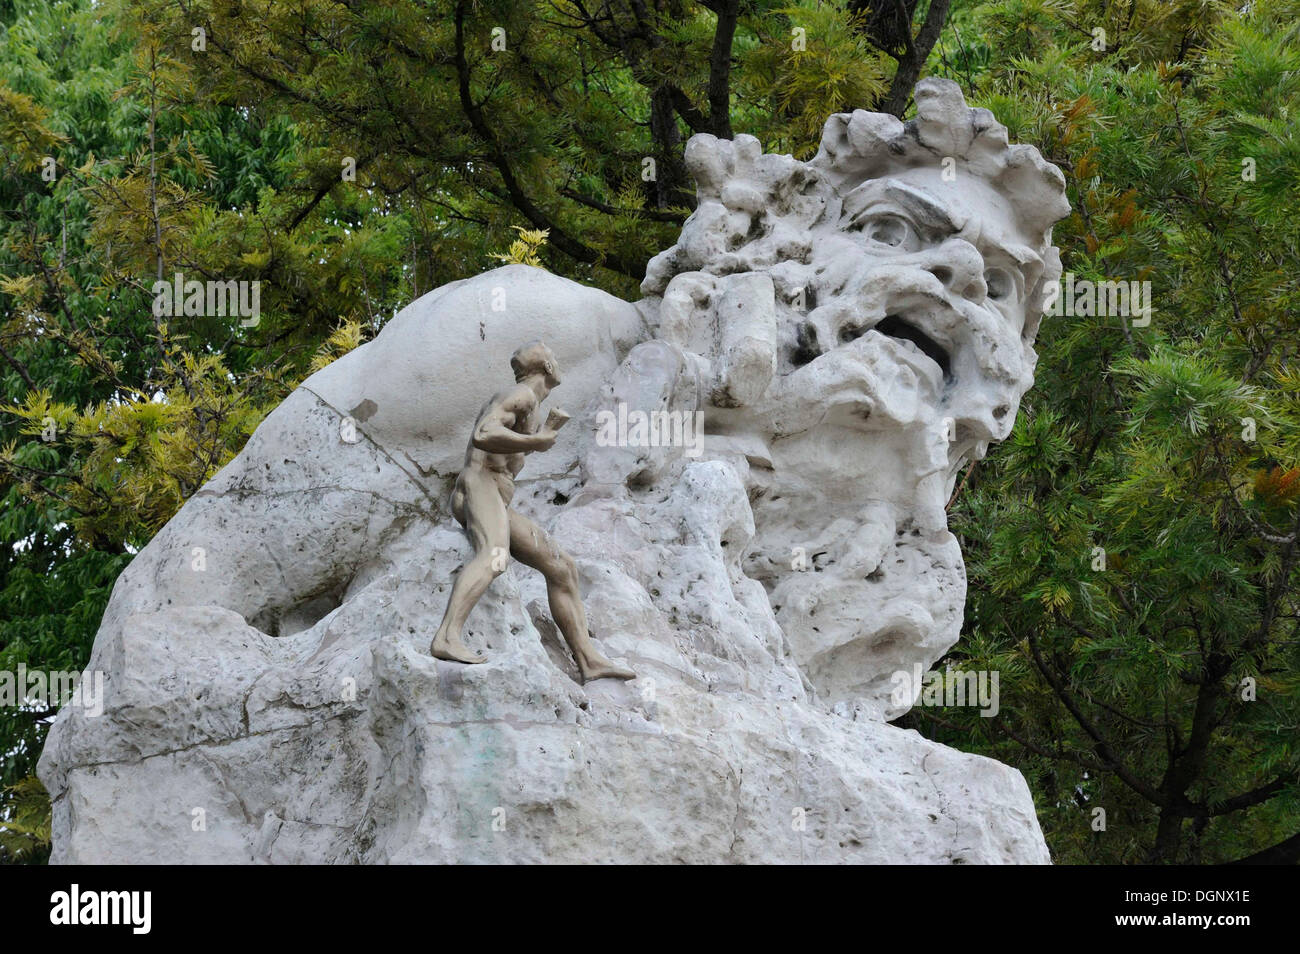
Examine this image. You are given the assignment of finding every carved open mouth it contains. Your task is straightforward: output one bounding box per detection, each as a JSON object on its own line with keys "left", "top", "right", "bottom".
{"left": 790, "top": 314, "right": 955, "bottom": 385}
{"left": 831, "top": 314, "right": 952, "bottom": 383}
{"left": 871, "top": 315, "right": 952, "bottom": 382}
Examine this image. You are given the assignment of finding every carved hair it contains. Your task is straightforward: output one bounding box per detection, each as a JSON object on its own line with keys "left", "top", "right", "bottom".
{"left": 810, "top": 79, "right": 1069, "bottom": 239}
{"left": 642, "top": 78, "right": 1070, "bottom": 342}
{"left": 510, "top": 340, "right": 558, "bottom": 382}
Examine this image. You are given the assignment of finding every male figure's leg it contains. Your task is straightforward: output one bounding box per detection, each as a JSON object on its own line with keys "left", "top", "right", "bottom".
{"left": 508, "top": 509, "right": 635, "bottom": 681}
{"left": 431, "top": 471, "right": 511, "bottom": 663}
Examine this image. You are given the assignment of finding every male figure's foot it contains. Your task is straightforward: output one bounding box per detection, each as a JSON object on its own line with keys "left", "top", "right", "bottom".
{"left": 577, "top": 650, "right": 636, "bottom": 682}
{"left": 430, "top": 632, "right": 488, "bottom": 664}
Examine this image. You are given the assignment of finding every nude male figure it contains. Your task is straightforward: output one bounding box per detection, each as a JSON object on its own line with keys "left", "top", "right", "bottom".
{"left": 429, "top": 341, "right": 636, "bottom": 681}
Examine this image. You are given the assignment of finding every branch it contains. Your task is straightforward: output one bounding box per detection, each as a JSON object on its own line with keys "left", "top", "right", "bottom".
{"left": 881, "top": 0, "right": 952, "bottom": 118}
{"left": 1204, "top": 775, "right": 1295, "bottom": 818}
{"left": 559, "top": 187, "right": 686, "bottom": 223}
{"left": 667, "top": 85, "right": 709, "bottom": 135}
{"left": 0, "top": 340, "right": 37, "bottom": 392}
{"left": 706, "top": 0, "right": 739, "bottom": 138}
{"left": 1229, "top": 829, "right": 1300, "bottom": 865}
{"left": 1027, "top": 628, "right": 1164, "bottom": 804}
{"left": 453, "top": 0, "right": 642, "bottom": 278}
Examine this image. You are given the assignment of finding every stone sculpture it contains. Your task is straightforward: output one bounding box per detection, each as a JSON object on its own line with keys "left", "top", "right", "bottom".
{"left": 39, "top": 79, "right": 1070, "bottom": 863}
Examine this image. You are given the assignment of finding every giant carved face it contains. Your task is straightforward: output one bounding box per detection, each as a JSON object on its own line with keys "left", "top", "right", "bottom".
{"left": 640, "top": 79, "right": 1069, "bottom": 718}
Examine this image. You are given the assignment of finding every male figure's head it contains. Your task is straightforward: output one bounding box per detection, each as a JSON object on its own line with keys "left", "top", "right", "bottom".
{"left": 510, "top": 340, "right": 562, "bottom": 391}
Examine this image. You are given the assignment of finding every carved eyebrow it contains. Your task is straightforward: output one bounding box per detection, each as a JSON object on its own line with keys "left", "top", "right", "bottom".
{"left": 842, "top": 178, "right": 1045, "bottom": 277}
{"left": 840, "top": 179, "right": 963, "bottom": 235}
{"left": 882, "top": 182, "right": 963, "bottom": 234}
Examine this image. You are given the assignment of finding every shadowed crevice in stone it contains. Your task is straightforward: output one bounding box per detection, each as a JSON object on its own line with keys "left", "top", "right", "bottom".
{"left": 790, "top": 320, "right": 822, "bottom": 366}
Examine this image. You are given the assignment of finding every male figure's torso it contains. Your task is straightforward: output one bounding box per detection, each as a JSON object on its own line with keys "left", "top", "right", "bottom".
{"left": 458, "top": 383, "right": 540, "bottom": 509}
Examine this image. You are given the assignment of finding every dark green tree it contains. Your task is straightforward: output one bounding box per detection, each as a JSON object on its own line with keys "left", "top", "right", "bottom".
{"left": 907, "top": 0, "right": 1300, "bottom": 864}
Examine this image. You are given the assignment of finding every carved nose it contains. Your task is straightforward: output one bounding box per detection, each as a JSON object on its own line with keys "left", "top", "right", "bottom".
{"left": 920, "top": 239, "right": 986, "bottom": 302}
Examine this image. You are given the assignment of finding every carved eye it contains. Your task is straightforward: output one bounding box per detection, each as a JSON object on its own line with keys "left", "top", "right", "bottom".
{"left": 984, "top": 267, "right": 1017, "bottom": 302}
{"left": 865, "top": 215, "right": 910, "bottom": 248}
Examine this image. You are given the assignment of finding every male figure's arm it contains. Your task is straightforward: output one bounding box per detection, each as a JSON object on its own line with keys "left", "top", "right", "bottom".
{"left": 471, "top": 389, "right": 559, "bottom": 454}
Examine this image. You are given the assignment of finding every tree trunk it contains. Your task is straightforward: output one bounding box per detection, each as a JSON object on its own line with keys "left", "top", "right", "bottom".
{"left": 880, "top": 0, "right": 953, "bottom": 118}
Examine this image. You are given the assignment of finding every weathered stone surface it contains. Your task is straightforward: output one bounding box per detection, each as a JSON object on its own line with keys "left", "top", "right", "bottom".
{"left": 40, "top": 80, "right": 1067, "bottom": 864}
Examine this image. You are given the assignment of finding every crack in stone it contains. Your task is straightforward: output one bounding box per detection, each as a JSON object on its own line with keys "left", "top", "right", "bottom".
{"left": 300, "top": 384, "right": 447, "bottom": 506}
